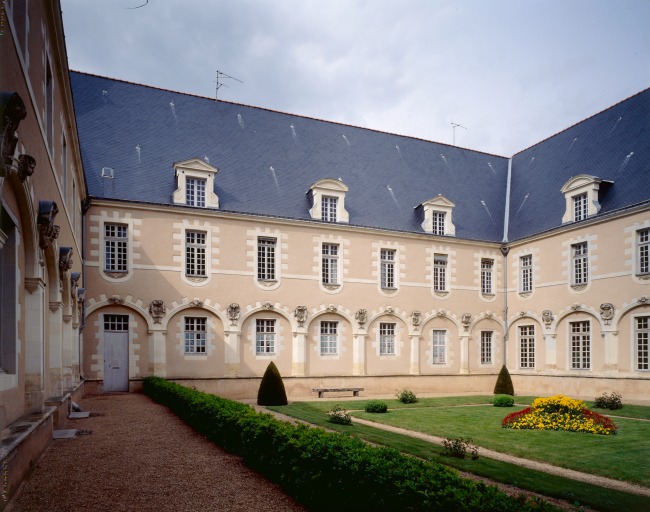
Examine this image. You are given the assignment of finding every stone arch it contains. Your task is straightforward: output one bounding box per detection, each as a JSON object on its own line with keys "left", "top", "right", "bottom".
{"left": 304, "top": 306, "right": 355, "bottom": 332}
{"left": 612, "top": 299, "right": 650, "bottom": 332}
{"left": 553, "top": 304, "right": 604, "bottom": 332}
{"left": 366, "top": 306, "right": 410, "bottom": 329}
{"left": 163, "top": 299, "right": 228, "bottom": 332}
{"left": 469, "top": 313, "right": 505, "bottom": 333}
{"left": 239, "top": 302, "right": 294, "bottom": 329}
{"left": 419, "top": 309, "right": 462, "bottom": 335}
{"left": 86, "top": 294, "right": 155, "bottom": 332}
{"left": 3, "top": 173, "right": 39, "bottom": 279}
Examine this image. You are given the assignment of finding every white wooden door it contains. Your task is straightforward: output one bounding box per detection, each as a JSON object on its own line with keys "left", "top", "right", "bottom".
{"left": 103, "top": 315, "right": 129, "bottom": 392}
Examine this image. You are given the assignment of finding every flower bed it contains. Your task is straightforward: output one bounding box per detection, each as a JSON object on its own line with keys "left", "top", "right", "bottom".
{"left": 502, "top": 395, "right": 617, "bottom": 435}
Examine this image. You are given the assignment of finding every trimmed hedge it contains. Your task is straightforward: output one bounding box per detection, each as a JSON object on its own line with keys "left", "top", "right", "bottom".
{"left": 493, "top": 365, "right": 515, "bottom": 396}
{"left": 143, "top": 377, "right": 559, "bottom": 512}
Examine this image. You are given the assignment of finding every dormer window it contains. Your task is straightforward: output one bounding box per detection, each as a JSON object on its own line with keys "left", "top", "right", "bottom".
{"left": 561, "top": 175, "right": 609, "bottom": 224}
{"left": 309, "top": 179, "right": 349, "bottom": 223}
{"left": 419, "top": 195, "right": 455, "bottom": 236}
{"left": 186, "top": 178, "right": 206, "bottom": 207}
{"left": 322, "top": 196, "right": 338, "bottom": 223}
{"left": 173, "top": 158, "right": 219, "bottom": 208}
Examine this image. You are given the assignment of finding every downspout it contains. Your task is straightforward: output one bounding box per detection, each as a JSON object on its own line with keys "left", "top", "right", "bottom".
{"left": 501, "top": 158, "right": 513, "bottom": 366}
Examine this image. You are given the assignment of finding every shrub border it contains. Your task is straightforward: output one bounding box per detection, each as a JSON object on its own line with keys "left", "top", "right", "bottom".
{"left": 143, "top": 377, "right": 558, "bottom": 512}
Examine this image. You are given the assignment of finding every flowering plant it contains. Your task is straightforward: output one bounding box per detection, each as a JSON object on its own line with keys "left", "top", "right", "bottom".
{"left": 502, "top": 395, "right": 617, "bottom": 435}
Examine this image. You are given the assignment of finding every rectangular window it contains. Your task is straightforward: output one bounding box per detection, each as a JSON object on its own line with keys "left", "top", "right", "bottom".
{"left": 185, "top": 231, "right": 206, "bottom": 277}
{"left": 481, "top": 331, "right": 493, "bottom": 364}
{"left": 570, "top": 321, "right": 591, "bottom": 370}
{"left": 571, "top": 242, "right": 589, "bottom": 285}
{"left": 184, "top": 317, "right": 206, "bottom": 354}
{"left": 638, "top": 229, "right": 649, "bottom": 275}
{"left": 256, "top": 319, "right": 275, "bottom": 354}
{"left": 62, "top": 134, "right": 68, "bottom": 201}
{"left": 186, "top": 177, "right": 206, "bottom": 207}
{"left": 481, "top": 258, "right": 494, "bottom": 294}
{"left": 104, "top": 224, "right": 128, "bottom": 272}
{"left": 379, "top": 323, "right": 395, "bottom": 355}
{"left": 432, "top": 330, "right": 446, "bottom": 364}
{"left": 519, "top": 325, "right": 535, "bottom": 369}
{"left": 637, "top": 316, "right": 649, "bottom": 370}
{"left": 322, "top": 243, "right": 339, "bottom": 285}
{"left": 433, "top": 254, "right": 447, "bottom": 292}
{"left": 432, "top": 212, "right": 445, "bottom": 235}
{"left": 0, "top": 210, "right": 17, "bottom": 374}
{"left": 257, "top": 237, "right": 276, "bottom": 281}
{"left": 104, "top": 314, "right": 129, "bottom": 332}
{"left": 573, "top": 193, "right": 588, "bottom": 221}
{"left": 320, "top": 321, "right": 338, "bottom": 355}
{"left": 380, "top": 249, "right": 395, "bottom": 289}
{"left": 322, "top": 196, "right": 337, "bottom": 222}
{"left": 520, "top": 255, "right": 533, "bottom": 293}
{"left": 45, "top": 56, "right": 54, "bottom": 154}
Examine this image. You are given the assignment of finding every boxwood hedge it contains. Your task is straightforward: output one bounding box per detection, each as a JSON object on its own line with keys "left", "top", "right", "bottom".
{"left": 143, "top": 377, "right": 558, "bottom": 511}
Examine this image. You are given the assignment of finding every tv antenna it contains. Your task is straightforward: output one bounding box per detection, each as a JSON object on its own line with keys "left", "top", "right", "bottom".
{"left": 451, "top": 122, "right": 467, "bottom": 145}
{"left": 214, "top": 70, "right": 243, "bottom": 101}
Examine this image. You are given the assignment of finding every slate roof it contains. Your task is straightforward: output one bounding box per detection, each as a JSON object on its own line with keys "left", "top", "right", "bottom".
{"left": 70, "top": 71, "right": 650, "bottom": 243}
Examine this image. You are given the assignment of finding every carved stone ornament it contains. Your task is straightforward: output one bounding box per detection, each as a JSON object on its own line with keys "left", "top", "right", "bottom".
{"left": 519, "top": 311, "right": 526, "bottom": 317}
{"left": 542, "top": 309, "right": 554, "bottom": 328}
{"left": 227, "top": 303, "right": 240, "bottom": 325}
{"left": 37, "top": 200, "right": 60, "bottom": 249}
{"left": 385, "top": 306, "right": 394, "bottom": 314}
{"left": 189, "top": 299, "right": 204, "bottom": 308}
{"left": 640, "top": 296, "right": 648, "bottom": 304}
{"left": 411, "top": 311, "right": 421, "bottom": 327}
{"left": 499, "top": 243, "right": 510, "bottom": 257}
{"left": 294, "top": 305, "right": 307, "bottom": 327}
{"left": 1, "top": 92, "right": 28, "bottom": 175}
{"left": 327, "top": 304, "right": 337, "bottom": 313}
{"left": 16, "top": 154, "right": 36, "bottom": 181}
{"left": 262, "top": 301, "right": 274, "bottom": 310}
{"left": 571, "top": 303, "right": 581, "bottom": 311}
{"left": 58, "top": 247, "right": 73, "bottom": 276}
{"left": 70, "top": 272, "right": 81, "bottom": 290}
{"left": 437, "top": 310, "right": 446, "bottom": 317}
{"left": 355, "top": 308, "right": 367, "bottom": 327}
{"left": 485, "top": 312, "right": 493, "bottom": 319}
{"left": 461, "top": 313, "right": 471, "bottom": 329}
{"left": 149, "top": 300, "right": 166, "bottom": 324}
{"left": 599, "top": 303, "right": 614, "bottom": 325}
{"left": 107, "top": 295, "right": 124, "bottom": 305}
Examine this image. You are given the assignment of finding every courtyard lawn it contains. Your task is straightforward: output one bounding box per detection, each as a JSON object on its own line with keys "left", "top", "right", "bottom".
{"left": 268, "top": 398, "right": 650, "bottom": 512}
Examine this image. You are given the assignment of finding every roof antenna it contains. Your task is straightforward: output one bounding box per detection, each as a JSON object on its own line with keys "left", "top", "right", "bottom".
{"left": 214, "top": 70, "right": 243, "bottom": 101}
{"left": 451, "top": 122, "right": 467, "bottom": 145}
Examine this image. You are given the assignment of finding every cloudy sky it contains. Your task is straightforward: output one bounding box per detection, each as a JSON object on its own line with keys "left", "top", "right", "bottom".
{"left": 61, "top": 0, "right": 650, "bottom": 156}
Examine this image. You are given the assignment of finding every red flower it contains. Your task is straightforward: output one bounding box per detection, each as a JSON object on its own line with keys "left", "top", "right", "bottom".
{"left": 502, "top": 407, "right": 532, "bottom": 427}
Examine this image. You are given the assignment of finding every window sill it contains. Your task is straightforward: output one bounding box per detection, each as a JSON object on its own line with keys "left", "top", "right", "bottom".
{"left": 186, "top": 275, "right": 208, "bottom": 282}
{"left": 323, "top": 283, "right": 340, "bottom": 290}
{"left": 256, "top": 352, "right": 276, "bottom": 356}
{"left": 103, "top": 270, "right": 128, "bottom": 278}
{"left": 570, "top": 284, "right": 588, "bottom": 291}
{"left": 635, "top": 273, "right": 650, "bottom": 280}
{"left": 257, "top": 279, "right": 278, "bottom": 287}
{"left": 519, "top": 291, "right": 532, "bottom": 298}
{"left": 481, "top": 293, "right": 495, "bottom": 298}
{"left": 434, "top": 290, "right": 449, "bottom": 297}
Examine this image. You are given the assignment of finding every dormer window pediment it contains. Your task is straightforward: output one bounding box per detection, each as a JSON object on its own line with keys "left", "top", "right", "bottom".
{"left": 172, "top": 157, "right": 220, "bottom": 208}
{"left": 419, "top": 195, "right": 456, "bottom": 236}
{"left": 308, "top": 178, "right": 349, "bottom": 223}
{"left": 560, "top": 174, "right": 608, "bottom": 223}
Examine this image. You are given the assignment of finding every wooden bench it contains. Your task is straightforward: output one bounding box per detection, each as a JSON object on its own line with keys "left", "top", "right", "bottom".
{"left": 312, "top": 387, "right": 364, "bottom": 398}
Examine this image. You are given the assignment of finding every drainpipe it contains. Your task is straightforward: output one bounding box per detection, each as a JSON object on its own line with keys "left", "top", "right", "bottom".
{"left": 501, "top": 158, "right": 513, "bottom": 366}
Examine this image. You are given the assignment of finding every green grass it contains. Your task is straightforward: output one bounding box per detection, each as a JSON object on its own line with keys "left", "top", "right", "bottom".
{"left": 268, "top": 397, "right": 650, "bottom": 512}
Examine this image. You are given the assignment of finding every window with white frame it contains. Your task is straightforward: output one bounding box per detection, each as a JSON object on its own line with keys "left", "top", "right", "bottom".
{"left": 105, "top": 224, "right": 128, "bottom": 272}
{"left": 320, "top": 321, "right": 338, "bottom": 355}
{"left": 432, "top": 212, "right": 446, "bottom": 236}
{"left": 380, "top": 249, "right": 396, "bottom": 289}
{"left": 256, "top": 319, "right": 275, "bottom": 354}
{"left": 638, "top": 229, "right": 649, "bottom": 275}
{"left": 45, "top": 56, "right": 54, "bottom": 154}
{"left": 519, "top": 325, "right": 535, "bottom": 369}
{"left": 573, "top": 193, "right": 588, "bottom": 222}
{"left": 185, "top": 231, "right": 206, "bottom": 277}
{"left": 481, "top": 258, "right": 494, "bottom": 294}
{"left": 571, "top": 242, "right": 589, "bottom": 286}
{"left": 186, "top": 177, "right": 206, "bottom": 207}
{"left": 322, "top": 196, "right": 338, "bottom": 223}
{"left": 184, "top": 317, "right": 206, "bottom": 354}
{"left": 104, "top": 314, "right": 129, "bottom": 332}
{"left": 433, "top": 254, "right": 447, "bottom": 292}
{"left": 520, "top": 255, "right": 533, "bottom": 293}
{"left": 257, "top": 237, "right": 276, "bottom": 281}
{"left": 432, "top": 330, "right": 446, "bottom": 364}
{"left": 570, "top": 321, "right": 591, "bottom": 370}
{"left": 481, "top": 331, "right": 493, "bottom": 364}
{"left": 379, "top": 323, "right": 395, "bottom": 355}
{"left": 322, "top": 243, "right": 339, "bottom": 285}
{"left": 637, "top": 316, "right": 649, "bottom": 371}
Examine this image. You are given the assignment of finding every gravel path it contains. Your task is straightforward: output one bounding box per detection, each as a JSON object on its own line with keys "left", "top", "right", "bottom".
{"left": 8, "top": 393, "right": 305, "bottom": 512}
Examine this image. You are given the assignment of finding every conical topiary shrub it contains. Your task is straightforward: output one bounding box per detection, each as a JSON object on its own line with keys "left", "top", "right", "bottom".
{"left": 493, "top": 364, "right": 514, "bottom": 395}
{"left": 257, "top": 361, "right": 288, "bottom": 406}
